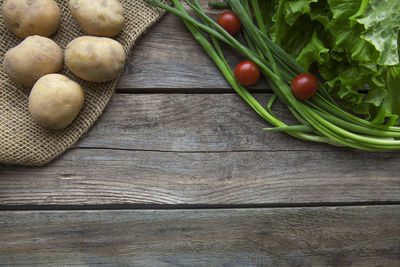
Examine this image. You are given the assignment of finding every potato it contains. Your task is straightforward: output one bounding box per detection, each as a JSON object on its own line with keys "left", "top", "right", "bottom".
{"left": 2, "top": 0, "right": 61, "bottom": 38}
{"left": 65, "top": 36, "right": 126, "bottom": 82}
{"left": 69, "top": 0, "right": 125, "bottom": 37}
{"left": 29, "top": 74, "right": 85, "bottom": 130}
{"left": 3, "top": 35, "right": 63, "bottom": 87}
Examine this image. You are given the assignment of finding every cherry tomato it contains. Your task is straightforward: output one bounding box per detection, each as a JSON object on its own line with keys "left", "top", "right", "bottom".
{"left": 234, "top": 60, "right": 260, "bottom": 86}
{"left": 291, "top": 73, "right": 318, "bottom": 100}
{"left": 217, "top": 11, "right": 241, "bottom": 35}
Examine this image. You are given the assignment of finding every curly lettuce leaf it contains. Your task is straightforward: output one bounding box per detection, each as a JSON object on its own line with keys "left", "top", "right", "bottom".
{"left": 370, "top": 72, "right": 400, "bottom": 125}
{"left": 327, "top": 0, "right": 381, "bottom": 63}
{"left": 261, "top": 0, "right": 400, "bottom": 125}
{"left": 283, "top": 0, "right": 318, "bottom": 25}
{"left": 355, "top": 0, "right": 400, "bottom": 65}
{"left": 296, "top": 30, "right": 330, "bottom": 69}
{"left": 308, "top": 0, "right": 332, "bottom": 26}
{"left": 270, "top": 0, "right": 327, "bottom": 59}
{"left": 319, "top": 62, "right": 376, "bottom": 104}
{"left": 275, "top": 15, "right": 316, "bottom": 58}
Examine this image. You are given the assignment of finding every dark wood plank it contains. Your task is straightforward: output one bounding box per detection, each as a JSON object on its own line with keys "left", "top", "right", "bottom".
{"left": 1, "top": 148, "right": 399, "bottom": 206}
{"left": 1, "top": 94, "right": 400, "bottom": 206}
{"left": 76, "top": 94, "right": 328, "bottom": 151}
{"left": 117, "top": 6, "right": 269, "bottom": 91}
{"left": 1, "top": 206, "right": 399, "bottom": 266}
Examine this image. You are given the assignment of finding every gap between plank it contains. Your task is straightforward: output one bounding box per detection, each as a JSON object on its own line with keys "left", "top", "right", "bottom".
{"left": 115, "top": 88, "right": 273, "bottom": 94}
{"left": 71, "top": 146, "right": 336, "bottom": 153}
{"left": 1, "top": 201, "right": 399, "bottom": 211}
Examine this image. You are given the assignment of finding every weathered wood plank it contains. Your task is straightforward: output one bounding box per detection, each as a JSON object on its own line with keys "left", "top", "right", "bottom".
{"left": 1, "top": 206, "right": 399, "bottom": 266}
{"left": 117, "top": 10, "right": 269, "bottom": 91}
{"left": 76, "top": 94, "right": 328, "bottom": 151}
{"left": 2, "top": 94, "right": 400, "bottom": 206}
{"left": 1, "top": 147, "right": 399, "bottom": 205}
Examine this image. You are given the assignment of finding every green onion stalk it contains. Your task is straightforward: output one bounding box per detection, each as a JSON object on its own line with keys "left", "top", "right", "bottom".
{"left": 149, "top": 0, "right": 400, "bottom": 151}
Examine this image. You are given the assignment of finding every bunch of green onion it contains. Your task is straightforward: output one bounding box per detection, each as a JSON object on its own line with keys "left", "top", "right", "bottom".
{"left": 149, "top": 0, "right": 400, "bottom": 151}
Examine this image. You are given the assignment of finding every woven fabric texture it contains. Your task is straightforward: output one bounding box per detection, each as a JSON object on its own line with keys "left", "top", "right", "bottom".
{"left": 0, "top": 0, "right": 170, "bottom": 166}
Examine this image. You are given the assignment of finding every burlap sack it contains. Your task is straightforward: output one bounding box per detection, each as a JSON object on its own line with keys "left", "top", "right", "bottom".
{"left": 0, "top": 0, "right": 170, "bottom": 166}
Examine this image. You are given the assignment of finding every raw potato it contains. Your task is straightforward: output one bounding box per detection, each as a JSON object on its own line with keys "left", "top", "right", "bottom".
{"left": 29, "top": 74, "right": 85, "bottom": 130}
{"left": 3, "top": 35, "right": 63, "bottom": 87}
{"left": 65, "top": 36, "right": 126, "bottom": 82}
{"left": 2, "top": 0, "right": 61, "bottom": 38}
{"left": 69, "top": 0, "right": 125, "bottom": 37}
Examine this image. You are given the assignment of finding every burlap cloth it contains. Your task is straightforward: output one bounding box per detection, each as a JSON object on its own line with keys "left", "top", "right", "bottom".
{"left": 0, "top": 0, "right": 170, "bottom": 166}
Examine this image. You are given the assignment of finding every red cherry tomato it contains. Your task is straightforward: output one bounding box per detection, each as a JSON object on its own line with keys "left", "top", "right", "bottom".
{"left": 234, "top": 60, "right": 260, "bottom": 86}
{"left": 217, "top": 11, "right": 241, "bottom": 35}
{"left": 291, "top": 73, "right": 318, "bottom": 100}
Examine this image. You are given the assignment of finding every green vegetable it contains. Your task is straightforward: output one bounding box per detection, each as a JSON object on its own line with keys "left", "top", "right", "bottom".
{"left": 149, "top": 0, "right": 400, "bottom": 150}
{"left": 263, "top": 0, "right": 400, "bottom": 125}
{"left": 208, "top": 1, "right": 229, "bottom": 9}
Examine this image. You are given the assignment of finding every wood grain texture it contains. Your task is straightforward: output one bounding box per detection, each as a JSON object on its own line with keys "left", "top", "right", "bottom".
{"left": 1, "top": 94, "right": 400, "bottom": 206}
{"left": 1, "top": 149, "right": 399, "bottom": 206}
{"left": 2, "top": 1, "right": 400, "bottom": 210}
{"left": 1, "top": 206, "right": 399, "bottom": 266}
{"left": 76, "top": 94, "right": 328, "bottom": 151}
{"left": 117, "top": 9, "right": 269, "bottom": 91}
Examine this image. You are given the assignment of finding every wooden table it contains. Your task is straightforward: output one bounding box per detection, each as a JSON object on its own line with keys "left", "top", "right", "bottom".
{"left": 1, "top": 2, "right": 400, "bottom": 266}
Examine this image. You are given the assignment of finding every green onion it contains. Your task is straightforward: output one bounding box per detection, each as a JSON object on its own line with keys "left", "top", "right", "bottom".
{"left": 149, "top": 0, "right": 400, "bottom": 151}
{"left": 208, "top": 1, "right": 229, "bottom": 9}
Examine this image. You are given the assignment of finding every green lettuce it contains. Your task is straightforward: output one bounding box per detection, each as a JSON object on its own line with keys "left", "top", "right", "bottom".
{"left": 356, "top": 0, "right": 400, "bottom": 65}
{"left": 262, "top": 0, "right": 400, "bottom": 125}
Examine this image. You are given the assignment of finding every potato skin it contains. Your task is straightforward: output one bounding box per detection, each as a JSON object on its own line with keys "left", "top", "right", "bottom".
{"left": 65, "top": 36, "right": 126, "bottom": 82}
{"left": 2, "top": 0, "right": 61, "bottom": 38}
{"left": 69, "top": 0, "right": 125, "bottom": 37}
{"left": 29, "top": 74, "right": 85, "bottom": 130}
{"left": 3, "top": 35, "right": 63, "bottom": 87}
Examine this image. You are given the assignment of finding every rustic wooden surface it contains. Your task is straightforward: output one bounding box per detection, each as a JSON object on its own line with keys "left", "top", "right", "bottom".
{"left": 1, "top": 94, "right": 400, "bottom": 206}
{"left": 1, "top": 1, "right": 400, "bottom": 265}
{"left": 2, "top": 206, "right": 400, "bottom": 266}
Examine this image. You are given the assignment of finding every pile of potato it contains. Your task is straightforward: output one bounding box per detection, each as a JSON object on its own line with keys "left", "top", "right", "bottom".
{"left": 2, "top": 0, "right": 127, "bottom": 130}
